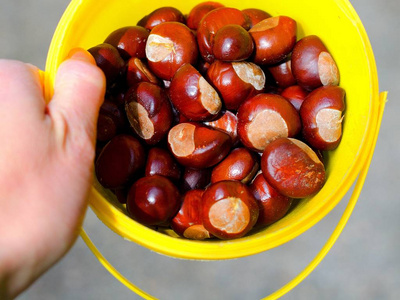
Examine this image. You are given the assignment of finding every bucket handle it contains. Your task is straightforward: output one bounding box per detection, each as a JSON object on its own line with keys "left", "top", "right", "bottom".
{"left": 80, "top": 91, "right": 387, "bottom": 300}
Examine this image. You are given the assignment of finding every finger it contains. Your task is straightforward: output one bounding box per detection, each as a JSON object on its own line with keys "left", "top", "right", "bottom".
{"left": 48, "top": 48, "right": 106, "bottom": 150}
{"left": 0, "top": 60, "right": 46, "bottom": 118}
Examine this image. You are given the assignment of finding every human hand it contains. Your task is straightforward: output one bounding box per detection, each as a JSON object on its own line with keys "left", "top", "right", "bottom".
{"left": 0, "top": 49, "right": 105, "bottom": 299}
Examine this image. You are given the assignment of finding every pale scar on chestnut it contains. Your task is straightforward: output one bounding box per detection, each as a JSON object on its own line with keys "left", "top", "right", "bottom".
{"left": 316, "top": 108, "right": 343, "bottom": 142}
{"left": 249, "top": 16, "right": 280, "bottom": 32}
{"left": 168, "top": 123, "right": 196, "bottom": 157}
{"left": 232, "top": 62, "right": 265, "bottom": 90}
{"left": 199, "top": 77, "right": 222, "bottom": 114}
{"left": 318, "top": 51, "right": 339, "bottom": 86}
{"left": 126, "top": 102, "right": 155, "bottom": 139}
{"left": 146, "top": 34, "right": 176, "bottom": 62}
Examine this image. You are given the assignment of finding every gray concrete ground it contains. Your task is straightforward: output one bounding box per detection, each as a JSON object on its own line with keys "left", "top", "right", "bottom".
{"left": 1, "top": 0, "right": 399, "bottom": 299}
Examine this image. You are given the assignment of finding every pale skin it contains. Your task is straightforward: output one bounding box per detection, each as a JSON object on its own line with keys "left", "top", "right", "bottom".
{"left": 0, "top": 49, "right": 106, "bottom": 299}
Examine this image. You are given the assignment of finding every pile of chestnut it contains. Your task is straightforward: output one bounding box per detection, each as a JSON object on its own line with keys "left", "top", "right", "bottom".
{"left": 90, "top": 2, "right": 346, "bottom": 240}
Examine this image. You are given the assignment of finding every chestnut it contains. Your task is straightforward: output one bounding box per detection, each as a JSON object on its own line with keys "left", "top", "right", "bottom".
{"left": 213, "top": 24, "right": 254, "bottom": 62}
{"left": 186, "top": 1, "right": 225, "bottom": 30}
{"left": 145, "top": 147, "right": 181, "bottom": 182}
{"left": 126, "top": 57, "right": 160, "bottom": 87}
{"left": 168, "top": 64, "right": 222, "bottom": 121}
{"left": 291, "top": 35, "right": 339, "bottom": 91}
{"left": 137, "top": 7, "right": 186, "bottom": 30}
{"left": 242, "top": 8, "right": 272, "bottom": 28}
{"left": 97, "top": 99, "right": 126, "bottom": 142}
{"left": 171, "top": 189, "right": 211, "bottom": 240}
{"left": 125, "top": 82, "right": 173, "bottom": 145}
{"left": 202, "top": 180, "right": 259, "bottom": 239}
{"left": 145, "top": 22, "right": 198, "bottom": 80}
{"left": 237, "top": 93, "right": 301, "bottom": 152}
{"left": 197, "top": 7, "right": 251, "bottom": 63}
{"left": 280, "top": 85, "right": 308, "bottom": 111}
{"left": 207, "top": 60, "right": 265, "bottom": 110}
{"left": 300, "top": 85, "right": 346, "bottom": 150}
{"left": 88, "top": 43, "right": 125, "bottom": 86}
{"left": 104, "top": 26, "right": 149, "bottom": 60}
{"left": 167, "top": 122, "right": 232, "bottom": 169}
{"left": 249, "top": 16, "right": 297, "bottom": 65}
{"left": 181, "top": 167, "right": 212, "bottom": 193}
{"left": 249, "top": 173, "right": 292, "bottom": 227}
{"left": 95, "top": 134, "right": 146, "bottom": 189}
{"left": 261, "top": 137, "right": 326, "bottom": 198}
{"left": 267, "top": 57, "right": 297, "bottom": 89}
{"left": 211, "top": 147, "right": 259, "bottom": 184}
{"left": 203, "top": 110, "right": 239, "bottom": 145}
{"left": 127, "top": 175, "right": 181, "bottom": 226}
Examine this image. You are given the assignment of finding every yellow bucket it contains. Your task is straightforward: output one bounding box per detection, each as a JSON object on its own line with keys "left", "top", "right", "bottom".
{"left": 44, "top": 0, "right": 386, "bottom": 298}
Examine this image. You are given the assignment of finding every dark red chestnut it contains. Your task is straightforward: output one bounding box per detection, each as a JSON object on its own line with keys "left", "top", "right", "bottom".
{"left": 168, "top": 64, "right": 222, "bottom": 121}
{"left": 95, "top": 134, "right": 146, "bottom": 189}
{"left": 249, "top": 16, "right": 297, "bottom": 65}
{"left": 186, "top": 1, "right": 225, "bottom": 30}
{"left": 104, "top": 26, "right": 149, "bottom": 60}
{"left": 267, "top": 57, "right": 297, "bottom": 88}
{"left": 280, "top": 85, "right": 308, "bottom": 111}
{"left": 167, "top": 122, "right": 232, "bottom": 169}
{"left": 181, "top": 167, "right": 212, "bottom": 193}
{"left": 137, "top": 7, "right": 186, "bottom": 30}
{"left": 261, "top": 137, "right": 326, "bottom": 198}
{"left": 127, "top": 175, "right": 181, "bottom": 226}
{"left": 291, "top": 35, "right": 339, "bottom": 91}
{"left": 249, "top": 172, "right": 292, "bottom": 227}
{"left": 97, "top": 99, "right": 126, "bottom": 142}
{"left": 125, "top": 82, "right": 173, "bottom": 145}
{"left": 203, "top": 110, "right": 239, "bottom": 145}
{"left": 171, "top": 189, "right": 211, "bottom": 240}
{"left": 145, "top": 22, "right": 198, "bottom": 80}
{"left": 242, "top": 8, "right": 272, "bottom": 28}
{"left": 207, "top": 60, "right": 265, "bottom": 110}
{"left": 197, "top": 7, "right": 251, "bottom": 63}
{"left": 213, "top": 24, "right": 254, "bottom": 62}
{"left": 237, "top": 93, "right": 301, "bottom": 152}
{"left": 88, "top": 43, "right": 125, "bottom": 86}
{"left": 211, "top": 147, "right": 259, "bottom": 184}
{"left": 145, "top": 147, "right": 181, "bottom": 182}
{"left": 126, "top": 57, "right": 160, "bottom": 87}
{"left": 300, "top": 85, "right": 346, "bottom": 150}
{"left": 202, "top": 180, "right": 259, "bottom": 239}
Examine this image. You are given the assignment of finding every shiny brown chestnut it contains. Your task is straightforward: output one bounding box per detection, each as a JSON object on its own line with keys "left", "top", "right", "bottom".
{"left": 181, "top": 167, "right": 212, "bottom": 193}
{"left": 126, "top": 57, "right": 160, "bottom": 87}
{"left": 249, "top": 16, "right": 297, "bottom": 65}
{"left": 97, "top": 100, "right": 126, "bottom": 142}
{"left": 167, "top": 122, "right": 232, "bottom": 169}
{"left": 171, "top": 189, "right": 211, "bottom": 240}
{"left": 211, "top": 147, "right": 259, "bottom": 184}
{"left": 104, "top": 26, "right": 149, "bottom": 60}
{"left": 237, "top": 93, "right": 301, "bottom": 152}
{"left": 280, "top": 85, "right": 308, "bottom": 112}
{"left": 300, "top": 85, "right": 346, "bottom": 150}
{"left": 242, "top": 8, "right": 272, "bottom": 28}
{"left": 88, "top": 43, "right": 125, "bottom": 86}
{"left": 267, "top": 58, "right": 297, "bottom": 89}
{"left": 186, "top": 1, "right": 225, "bottom": 30}
{"left": 127, "top": 175, "right": 181, "bottom": 226}
{"left": 213, "top": 24, "right": 254, "bottom": 62}
{"left": 291, "top": 35, "right": 339, "bottom": 91}
{"left": 95, "top": 134, "right": 146, "bottom": 189}
{"left": 145, "top": 147, "right": 181, "bottom": 182}
{"left": 206, "top": 60, "right": 265, "bottom": 110}
{"left": 203, "top": 110, "right": 239, "bottom": 145}
{"left": 261, "top": 137, "right": 326, "bottom": 198}
{"left": 249, "top": 172, "right": 292, "bottom": 227}
{"left": 168, "top": 64, "right": 222, "bottom": 121}
{"left": 125, "top": 82, "right": 173, "bottom": 145}
{"left": 145, "top": 22, "right": 198, "bottom": 80}
{"left": 202, "top": 180, "right": 259, "bottom": 239}
{"left": 197, "top": 7, "right": 251, "bottom": 63}
{"left": 137, "top": 7, "right": 186, "bottom": 31}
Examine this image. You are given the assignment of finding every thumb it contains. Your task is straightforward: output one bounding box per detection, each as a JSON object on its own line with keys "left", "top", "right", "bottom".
{"left": 49, "top": 48, "right": 106, "bottom": 151}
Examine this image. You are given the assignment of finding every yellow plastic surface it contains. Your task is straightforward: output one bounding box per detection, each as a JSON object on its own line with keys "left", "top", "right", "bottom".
{"left": 45, "top": 0, "right": 382, "bottom": 260}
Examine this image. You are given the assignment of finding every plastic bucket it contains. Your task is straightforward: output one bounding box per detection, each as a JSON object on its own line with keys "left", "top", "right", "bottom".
{"left": 44, "top": 1, "right": 386, "bottom": 296}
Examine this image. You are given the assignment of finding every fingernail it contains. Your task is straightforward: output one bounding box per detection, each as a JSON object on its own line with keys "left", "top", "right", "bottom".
{"left": 66, "top": 47, "right": 96, "bottom": 65}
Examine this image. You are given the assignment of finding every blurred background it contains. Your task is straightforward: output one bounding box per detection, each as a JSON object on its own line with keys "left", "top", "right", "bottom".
{"left": 1, "top": 0, "right": 399, "bottom": 299}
